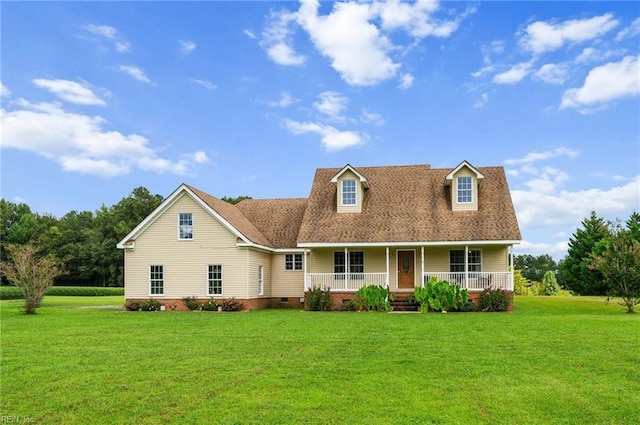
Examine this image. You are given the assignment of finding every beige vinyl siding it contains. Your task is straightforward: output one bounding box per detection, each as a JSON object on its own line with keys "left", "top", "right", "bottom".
{"left": 336, "top": 170, "right": 364, "bottom": 213}
{"left": 424, "top": 246, "right": 509, "bottom": 273}
{"left": 451, "top": 167, "right": 478, "bottom": 211}
{"left": 246, "top": 250, "right": 271, "bottom": 298}
{"left": 271, "top": 253, "right": 305, "bottom": 297}
{"left": 124, "top": 193, "right": 249, "bottom": 299}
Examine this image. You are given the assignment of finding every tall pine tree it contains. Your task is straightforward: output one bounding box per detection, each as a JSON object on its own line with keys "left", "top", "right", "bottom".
{"left": 560, "top": 211, "right": 610, "bottom": 295}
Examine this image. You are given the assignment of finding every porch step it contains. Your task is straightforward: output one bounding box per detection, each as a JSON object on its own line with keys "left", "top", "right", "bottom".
{"left": 390, "top": 294, "right": 419, "bottom": 312}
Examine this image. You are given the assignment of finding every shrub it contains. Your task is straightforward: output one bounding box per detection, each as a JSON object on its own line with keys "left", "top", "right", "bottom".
{"left": 340, "top": 299, "right": 357, "bottom": 311}
{"left": 538, "top": 271, "right": 561, "bottom": 296}
{"left": 354, "top": 285, "right": 393, "bottom": 312}
{"left": 480, "top": 286, "right": 510, "bottom": 312}
{"left": 139, "top": 299, "right": 162, "bottom": 311}
{"left": 125, "top": 300, "right": 140, "bottom": 311}
{"left": 0, "top": 286, "right": 24, "bottom": 300}
{"left": 219, "top": 298, "right": 243, "bottom": 312}
{"left": 201, "top": 299, "right": 219, "bottom": 311}
{"left": 182, "top": 296, "right": 201, "bottom": 311}
{"left": 412, "top": 277, "right": 470, "bottom": 312}
{"left": 306, "top": 286, "right": 333, "bottom": 311}
{"left": 48, "top": 286, "right": 125, "bottom": 296}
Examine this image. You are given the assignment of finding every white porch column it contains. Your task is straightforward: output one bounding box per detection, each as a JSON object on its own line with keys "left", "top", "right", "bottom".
{"left": 464, "top": 245, "right": 469, "bottom": 289}
{"left": 303, "top": 249, "right": 308, "bottom": 291}
{"left": 344, "top": 247, "right": 349, "bottom": 290}
{"left": 385, "top": 246, "right": 390, "bottom": 288}
{"left": 509, "top": 245, "right": 514, "bottom": 290}
{"left": 421, "top": 246, "right": 425, "bottom": 287}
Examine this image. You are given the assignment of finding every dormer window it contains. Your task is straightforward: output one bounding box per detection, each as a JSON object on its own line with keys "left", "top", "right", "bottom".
{"left": 457, "top": 177, "right": 472, "bottom": 203}
{"left": 342, "top": 180, "right": 357, "bottom": 205}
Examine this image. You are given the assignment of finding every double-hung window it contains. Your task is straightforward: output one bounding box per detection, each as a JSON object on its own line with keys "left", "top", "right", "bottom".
{"left": 457, "top": 177, "right": 472, "bottom": 203}
{"left": 149, "top": 265, "right": 164, "bottom": 295}
{"left": 285, "top": 254, "right": 303, "bottom": 271}
{"left": 450, "top": 249, "right": 482, "bottom": 274}
{"left": 334, "top": 251, "right": 364, "bottom": 279}
{"left": 258, "top": 265, "right": 264, "bottom": 296}
{"left": 208, "top": 265, "right": 222, "bottom": 295}
{"left": 342, "top": 179, "right": 356, "bottom": 205}
{"left": 178, "top": 213, "right": 193, "bottom": 240}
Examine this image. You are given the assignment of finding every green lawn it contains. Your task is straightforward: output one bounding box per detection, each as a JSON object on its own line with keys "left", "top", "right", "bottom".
{"left": 1, "top": 296, "right": 638, "bottom": 424}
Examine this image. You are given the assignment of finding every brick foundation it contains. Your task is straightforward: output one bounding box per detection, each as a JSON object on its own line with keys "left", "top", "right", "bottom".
{"left": 125, "top": 296, "right": 305, "bottom": 312}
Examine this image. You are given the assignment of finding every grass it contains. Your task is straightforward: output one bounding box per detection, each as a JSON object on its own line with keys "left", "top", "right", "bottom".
{"left": 1, "top": 296, "right": 638, "bottom": 424}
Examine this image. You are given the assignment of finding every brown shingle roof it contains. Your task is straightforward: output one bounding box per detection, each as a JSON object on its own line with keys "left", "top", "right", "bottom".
{"left": 184, "top": 184, "right": 273, "bottom": 247}
{"left": 236, "top": 198, "right": 307, "bottom": 249}
{"left": 296, "top": 164, "right": 521, "bottom": 244}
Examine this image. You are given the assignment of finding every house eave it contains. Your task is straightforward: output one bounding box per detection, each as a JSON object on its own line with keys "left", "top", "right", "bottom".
{"left": 297, "top": 240, "right": 521, "bottom": 248}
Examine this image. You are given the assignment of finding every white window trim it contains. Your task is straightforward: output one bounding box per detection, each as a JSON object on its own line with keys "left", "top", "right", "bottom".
{"left": 149, "top": 264, "right": 164, "bottom": 297}
{"left": 449, "top": 248, "right": 483, "bottom": 272}
{"left": 207, "top": 264, "right": 223, "bottom": 296}
{"left": 333, "top": 251, "right": 365, "bottom": 274}
{"left": 284, "top": 253, "right": 303, "bottom": 271}
{"left": 457, "top": 177, "right": 473, "bottom": 204}
{"left": 178, "top": 212, "right": 194, "bottom": 241}
{"left": 341, "top": 179, "right": 357, "bottom": 206}
{"left": 258, "top": 265, "right": 264, "bottom": 296}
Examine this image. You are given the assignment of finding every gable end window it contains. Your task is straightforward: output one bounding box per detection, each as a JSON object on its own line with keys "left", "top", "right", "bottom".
{"left": 342, "top": 179, "right": 356, "bottom": 205}
{"left": 457, "top": 177, "right": 472, "bottom": 203}
{"left": 285, "top": 254, "right": 303, "bottom": 271}
{"left": 208, "top": 265, "right": 223, "bottom": 295}
{"left": 149, "top": 265, "right": 164, "bottom": 295}
{"left": 178, "top": 213, "right": 193, "bottom": 240}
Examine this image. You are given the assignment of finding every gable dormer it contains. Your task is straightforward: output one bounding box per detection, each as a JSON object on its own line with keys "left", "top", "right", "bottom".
{"left": 445, "top": 160, "right": 484, "bottom": 211}
{"left": 330, "top": 164, "right": 369, "bottom": 213}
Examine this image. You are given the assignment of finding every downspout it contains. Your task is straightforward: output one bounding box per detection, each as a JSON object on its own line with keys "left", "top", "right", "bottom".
{"left": 509, "top": 245, "right": 514, "bottom": 291}
{"left": 303, "top": 249, "right": 308, "bottom": 291}
{"left": 246, "top": 248, "right": 250, "bottom": 300}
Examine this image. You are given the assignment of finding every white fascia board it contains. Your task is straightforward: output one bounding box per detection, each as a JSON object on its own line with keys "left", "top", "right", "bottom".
{"left": 298, "top": 240, "right": 520, "bottom": 248}
{"left": 236, "top": 242, "right": 275, "bottom": 252}
{"left": 116, "top": 184, "right": 253, "bottom": 249}
{"left": 273, "top": 248, "right": 307, "bottom": 253}
{"left": 330, "top": 164, "right": 370, "bottom": 188}
{"left": 445, "top": 160, "right": 485, "bottom": 181}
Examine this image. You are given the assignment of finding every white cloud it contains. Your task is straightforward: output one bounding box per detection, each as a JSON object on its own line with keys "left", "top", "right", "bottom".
{"left": 243, "top": 30, "right": 257, "bottom": 40}
{"left": 504, "top": 147, "right": 579, "bottom": 165}
{"left": 83, "top": 24, "right": 117, "bottom": 39}
{"left": 360, "top": 108, "right": 384, "bottom": 126}
{"left": 533, "top": 63, "right": 567, "bottom": 85}
{"left": 313, "top": 91, "right": 348, "bottom": 120}
{"left": 493, "top": 61, "right": 533, "bottom": 84}
{"left": 615, "top": 17, "right": 640, "bottom": 41}
{"left": 513, "top": 240, "right": 569, "bottom": 260}
{"left": 118, "top": 65, "right": 152, "bottom": 84}
{"left": 180, "top": 40, "right": 197, "bottom": 54}
{"left": 0, "top": 100, "right": 204, "bottom": 177}
{"left": 262, "top": 9, "right": 305, "bottom": 66}
{"left": 282, "top": 118, "right": 365, "bottom": 151}
{"left": 561, "top": 55, "right": 640, "bottom": 111}
{"left": 297, "top": 0, "right": 398, "bottom": 86}
{"left": 1, "top": 82, "right": 11, "bottom": 97}
{"left": 191, "top": 79, "right": 216, "bottom": 90}
{"left": 398, "top": 73, "right": 414, "bottom": 89}
{"left": 473, "top": 92, "right": 489, "bottom": 109}
{"left": 375, "top": 0, "right": 465, "bottom": 38}
{"left": 83, "top": 23, "right": 130, "bottom": 53}
{"left": 519, "top": 13, "right": 619, "bottom": 55}
{"left": 267, "top": 92, "right": 299, "bottom": 108}
{"left": 575, "top": 47, "right": 626, "bottom": 64}
{"left": 32, "top": 78, "right": 106, "bottom": 106}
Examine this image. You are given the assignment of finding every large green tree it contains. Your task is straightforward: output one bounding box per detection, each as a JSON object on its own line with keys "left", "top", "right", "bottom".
{"left": 560, "top": 211, "right": 611, "bottom": 295}
{"left": 514, "top": 254, "right": 558, "bottom": 283}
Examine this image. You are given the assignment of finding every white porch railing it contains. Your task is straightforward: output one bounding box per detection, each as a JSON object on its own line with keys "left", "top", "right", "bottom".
{"left": 306, "top": 273, "right": 388, "bottom": 291}
{"left": 423, "top": 272, "right": 513, "bottom": 291}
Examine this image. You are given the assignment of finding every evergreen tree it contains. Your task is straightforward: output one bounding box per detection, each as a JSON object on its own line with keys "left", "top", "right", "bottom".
{"left": 560, "top": 211, "right": 610, "bottom": 295}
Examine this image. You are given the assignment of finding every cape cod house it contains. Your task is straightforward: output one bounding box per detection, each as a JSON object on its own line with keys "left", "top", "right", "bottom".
{"left": 117, "top": 161, "right": 521, "bottom": 310}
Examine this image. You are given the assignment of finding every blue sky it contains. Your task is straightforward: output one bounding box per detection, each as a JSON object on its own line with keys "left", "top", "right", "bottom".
{"left": 1, "top": 1, "right": 639, "bottom": 260}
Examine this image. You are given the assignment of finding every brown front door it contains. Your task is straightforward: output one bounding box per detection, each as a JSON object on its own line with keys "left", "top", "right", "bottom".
{"left": 397, "top": 250, "right": 415, "bottom": 289}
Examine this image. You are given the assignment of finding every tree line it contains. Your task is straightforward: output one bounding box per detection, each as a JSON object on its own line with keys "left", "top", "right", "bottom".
{"left": 1, "top": 187, "right": 164, "bottom": 287}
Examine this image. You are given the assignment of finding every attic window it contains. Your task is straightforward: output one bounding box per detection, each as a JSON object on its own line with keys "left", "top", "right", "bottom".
{"left": 178, "top": 213, "right": 193, "bottom": 240}
{"left": 342, "top": 180, "right": 356, "bottom": 205}
{"left": 457, "top": 177, "right": 472, "bottom": 203}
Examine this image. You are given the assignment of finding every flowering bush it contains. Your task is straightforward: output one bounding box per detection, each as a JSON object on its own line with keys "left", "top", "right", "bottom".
{"left": 201, "top": 299, "right": 218, "bottom": 311}
{"left": 219, "top": 298, "right": 243, "bottom": 311}
{"left": 480, "top": 286, "right": 510, "bottom": 312}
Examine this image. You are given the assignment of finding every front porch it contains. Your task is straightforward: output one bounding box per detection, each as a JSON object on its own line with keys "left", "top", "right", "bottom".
{"left": 305, "top": 271, "right": 513, "bottom": 292}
